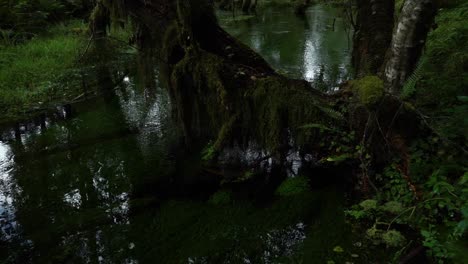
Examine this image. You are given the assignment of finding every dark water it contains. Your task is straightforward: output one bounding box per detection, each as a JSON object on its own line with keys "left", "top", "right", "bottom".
{"left": 218, "top": 4, "right": 353, "bottom": 91}
{"left": 0, "top": 5, "right": 360, "bottom": 264}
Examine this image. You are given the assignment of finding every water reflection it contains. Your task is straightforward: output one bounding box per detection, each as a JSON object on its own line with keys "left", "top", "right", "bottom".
{"left": 218, "top": 4, "right": 353, "bottom": 90}
{"left": 0, "top": 6, "right": 353, "bottom": 262}
{"left": 0, "top": 142, "right": 17, "bottom": 242}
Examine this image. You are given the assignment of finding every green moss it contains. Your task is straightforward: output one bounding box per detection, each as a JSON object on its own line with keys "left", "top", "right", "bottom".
{"left": 168, "top": 11, "right": 344, "bottom": 155}
{"left": 353, "top": 76, "right": 384, "bottom": 108}
{"left": 250, "top": 76, "right": 343, "bottom": 151}
{"left": 276, "top": 176, "right": 310, "bottom": 196}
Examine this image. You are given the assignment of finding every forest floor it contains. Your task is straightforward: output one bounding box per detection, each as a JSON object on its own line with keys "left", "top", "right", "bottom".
{"left": 0, "top": 21, "right": 87, "bottom": 121}
{"left": 0, "top": 20, "right": 131, "bottom": 123}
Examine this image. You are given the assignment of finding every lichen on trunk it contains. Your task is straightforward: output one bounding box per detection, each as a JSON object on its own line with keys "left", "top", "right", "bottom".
{"left": 383, "top": 0, "right": 436, "bottom": 94}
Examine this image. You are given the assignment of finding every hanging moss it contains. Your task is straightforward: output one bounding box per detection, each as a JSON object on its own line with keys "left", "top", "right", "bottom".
{"left": 152, "top": 0, "right": 349, "bottom": 160}
{"left": 246, "top": 76, "right": 344, "bottom": 152}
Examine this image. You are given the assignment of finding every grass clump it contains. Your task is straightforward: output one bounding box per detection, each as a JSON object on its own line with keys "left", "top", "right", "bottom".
{"left": 0, "top": 21, "right": 86, "bottom": 118}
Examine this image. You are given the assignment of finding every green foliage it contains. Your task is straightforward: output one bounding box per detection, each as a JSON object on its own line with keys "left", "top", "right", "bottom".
{"left": 359, "top": 199, "right": 378, "bottom": 211}
{"left": 409, "top": 2, "right": 468, "bottom": 143}
{"left": 332, "top": 246, "right": 344, "bottom": 253}
{"left": 382, "top": 230, "right": 406, "bottom": 247}
{"left": 201, "top": 142, "right": 216, "bottom": 161}
{"left": 209, "top": 190, "right": 233, "bottom": 205}
{"left": 0, "top": 21, "right": 86, "bottom": 117}
{"left": 401, "top": 57, "right": 425, "bottom": 99}
{"left": 0, "top": 0, "right": 91, "bottom": 44}
{"left": 275, "top": 176, "right": 310, "bottom": 197}
{"left": 381, "top": 201, "right": 404, "bottom": 215}
{"left": 352, "top": 75, "right": 385, "bottom": 108}
{"left": 350, "top": 136, "right": 468, "bottom": 262}
{"left": 365, "top": 226, "right": 406, "bottom": 248}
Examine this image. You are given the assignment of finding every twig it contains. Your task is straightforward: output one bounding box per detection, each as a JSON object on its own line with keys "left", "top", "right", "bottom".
{"left": 77, "top": 34, "right": 94, "bottom": 62}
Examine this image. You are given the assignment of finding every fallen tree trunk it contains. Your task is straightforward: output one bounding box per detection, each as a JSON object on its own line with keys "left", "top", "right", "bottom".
{"left": 89, "top": 0, "right": 426, "bottom": 183}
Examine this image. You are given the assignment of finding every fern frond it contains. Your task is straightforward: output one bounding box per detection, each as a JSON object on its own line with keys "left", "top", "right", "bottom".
{"left": 316, "top": 105, "right": 345, "bottom": 121}
{"left": 402, "top": 57, "right": 425, "bottom": 99}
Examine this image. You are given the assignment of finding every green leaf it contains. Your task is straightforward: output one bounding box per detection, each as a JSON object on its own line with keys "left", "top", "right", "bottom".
{"left": 299, "top": 123, "right": 336, "bottom": 131}
{"left": 333, "top": 246, "right": 344, "bottom": 253}
{"left": 325, "top": 154, "right": 352, "bottom": 163}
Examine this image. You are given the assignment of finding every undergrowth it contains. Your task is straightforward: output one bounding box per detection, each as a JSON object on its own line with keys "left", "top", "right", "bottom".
{"left": 346, "top": 3, "right": 468, "bottom": 263}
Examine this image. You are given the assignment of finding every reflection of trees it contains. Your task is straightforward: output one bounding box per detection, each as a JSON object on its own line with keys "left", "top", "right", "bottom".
{"left": 221, "top": 5, "right": 352, "bottom": 88}
{"left": 3, "top": 63, "right": 149, "bottom": 262}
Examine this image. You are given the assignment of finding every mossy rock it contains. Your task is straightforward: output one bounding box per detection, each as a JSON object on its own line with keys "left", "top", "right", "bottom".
{"left": 275, "top": 176, "right": 310, "bottom": 197}
{"left": 353, "top": 76, "right": 384, "bottom": 108}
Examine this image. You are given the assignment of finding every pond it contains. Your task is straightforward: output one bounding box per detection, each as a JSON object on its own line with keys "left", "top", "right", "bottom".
{"left": 0, "top": 4, "right": 364, "bottom": 264}
{"left": 218, "top": 4, "right": 353, "bottom": 91}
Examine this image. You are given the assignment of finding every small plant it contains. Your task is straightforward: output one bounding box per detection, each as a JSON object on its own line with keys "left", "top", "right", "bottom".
{"left": 381, "top": 201, "right": 404, "bottom": 215}
{"left": 365, "top": 226, "right": 406, "bottom": 247}
{"left": 201, "top": 142, "right": 216, "bottom": 161}
{"left": 382, "top": 230, "right": 406, "bottom": 247}
{"left": 359, "top": 199, "right": 378, "bottom": 211}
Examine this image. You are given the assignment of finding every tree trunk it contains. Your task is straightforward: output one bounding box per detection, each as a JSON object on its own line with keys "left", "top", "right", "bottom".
{"left": 383, "top": 0, "right": 436, "bottom": 94}
{"left": 352, "top": 0, "right": 395, "bottom": 77}
{"left": 242, "top": 0, "right": 252, "bottom": 13}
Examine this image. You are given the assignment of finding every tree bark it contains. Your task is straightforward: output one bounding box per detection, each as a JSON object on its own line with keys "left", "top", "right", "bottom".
{"left": 383, "top": 0, "right": 436, "bottom": 94}
{"left": 352, "top": 0, "right": 395, "bottom": 77}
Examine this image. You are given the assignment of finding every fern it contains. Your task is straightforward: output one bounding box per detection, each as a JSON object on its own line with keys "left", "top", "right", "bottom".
{"left": 316, "top": 105, "right": 345, "bottom": 121}
{"left": 402, "top": 57, "right": 425, "bottom": 99}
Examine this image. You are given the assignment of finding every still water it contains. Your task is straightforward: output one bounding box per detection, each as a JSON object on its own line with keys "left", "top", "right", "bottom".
{"left": 218, "top": 4, "right": 353, "bottom": 90}
{"left": 1, "top": 5, "right": 358, "bottom": 264}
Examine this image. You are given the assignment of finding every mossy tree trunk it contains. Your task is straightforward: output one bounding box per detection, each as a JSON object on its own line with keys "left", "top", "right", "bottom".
{"left": 88, "top": 0, "right": 426, "bottom": 181}
{"left": 89, "top": 0, "right": 344, "bottom": 156}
